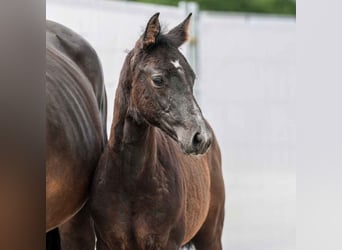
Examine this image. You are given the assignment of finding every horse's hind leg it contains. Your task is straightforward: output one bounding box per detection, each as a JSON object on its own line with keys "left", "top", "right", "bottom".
{"left": 46, "top": 228, "right": 61, "bottom": 250}
{"left": 59, "top": 204, "right": 95, "bottom": 250}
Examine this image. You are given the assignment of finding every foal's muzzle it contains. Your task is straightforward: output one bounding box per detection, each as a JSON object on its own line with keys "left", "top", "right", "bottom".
{"left": 190, "top": 130, "right": 212, "bottom": 154}
{"left": 178, "top": 127, "right": 212, "bottom": 155}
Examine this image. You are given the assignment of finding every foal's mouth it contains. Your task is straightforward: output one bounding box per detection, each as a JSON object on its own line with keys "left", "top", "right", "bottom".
{"left": 159, "top": 121, "right": 212, "bottom": 155}
{"left": 179, "top": 137, "right": 212, "bottom": 155}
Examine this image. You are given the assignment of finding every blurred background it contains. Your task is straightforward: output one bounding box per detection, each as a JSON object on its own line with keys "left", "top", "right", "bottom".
{"left": 46, "top": 0, "right": 295, "bottom": 249}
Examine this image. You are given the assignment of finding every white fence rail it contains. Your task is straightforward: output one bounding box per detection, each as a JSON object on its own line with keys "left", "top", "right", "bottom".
{"left": 47, "top": 1, "right": 295, "bottom": 249}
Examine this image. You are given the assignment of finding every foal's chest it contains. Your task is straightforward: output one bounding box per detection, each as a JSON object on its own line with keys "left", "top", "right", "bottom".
{"left": 128, "top": 174, "right": 185, "bottom": 247}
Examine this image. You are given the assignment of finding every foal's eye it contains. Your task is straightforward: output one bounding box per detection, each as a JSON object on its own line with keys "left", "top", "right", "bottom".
{"left": 151, "top": 75, "right": 164, "bottom": 88}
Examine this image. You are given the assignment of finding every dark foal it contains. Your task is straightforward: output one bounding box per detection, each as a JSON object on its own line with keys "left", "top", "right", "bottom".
{"left": 90, "top": 13, "right": 225, "bottom": 250}
{"left": 46, "top": 21, "right": 107, "bottom": 249}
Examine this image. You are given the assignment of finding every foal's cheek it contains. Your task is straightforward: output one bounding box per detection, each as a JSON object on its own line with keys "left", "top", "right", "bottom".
{"left": 133, "top": 83, "right": 148, "bottom": 107}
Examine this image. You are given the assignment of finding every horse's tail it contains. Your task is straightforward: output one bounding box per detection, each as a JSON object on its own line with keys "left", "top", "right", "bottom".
{"left": 46, "top": 228, "right": 61, "bottom": 250}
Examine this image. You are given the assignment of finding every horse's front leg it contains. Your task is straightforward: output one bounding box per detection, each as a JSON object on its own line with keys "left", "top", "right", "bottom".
{"left": 141, "top": 239, "right": 180, "bottom": 250}
{"left": 165, "top": 241, "right": 181, "bottom": 250}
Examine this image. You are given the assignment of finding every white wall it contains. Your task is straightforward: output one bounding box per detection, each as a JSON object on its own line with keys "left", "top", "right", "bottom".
{"left": 199, "top": 13, "right": 295, "bottom": 250}
{"left": 47, "top": 1, "right": 295, "bottom": 249}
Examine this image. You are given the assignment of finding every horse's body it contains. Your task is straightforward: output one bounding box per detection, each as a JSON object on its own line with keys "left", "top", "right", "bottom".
{"left": 90, "top": 14, "right": 225, "bottom": 249}
{"left": 46, "top": 20, "right": 107, "bottom": 248}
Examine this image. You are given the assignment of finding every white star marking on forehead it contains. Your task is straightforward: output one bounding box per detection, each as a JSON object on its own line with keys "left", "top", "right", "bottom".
{"left": 171, "top": 59, "right": 182, "bottom": 70}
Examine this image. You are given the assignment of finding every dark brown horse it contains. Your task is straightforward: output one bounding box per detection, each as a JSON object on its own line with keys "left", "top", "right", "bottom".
{"left": 46, "top": 21, "right": 107, "bottom": 249}
{"left": 90, "top": 13, "right": 225, "bottom": 249}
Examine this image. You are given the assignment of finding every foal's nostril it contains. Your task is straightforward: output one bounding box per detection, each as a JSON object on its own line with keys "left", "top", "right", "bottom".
{"left": 192, "top": 132, "right": 203, "bottom": 146}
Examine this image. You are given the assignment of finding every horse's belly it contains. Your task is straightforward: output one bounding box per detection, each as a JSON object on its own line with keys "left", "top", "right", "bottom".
{"left": 46, "top": 44, "right": 105, "bottom": 231}
{"left": 46, "top": 155, "right": 93, "bottom": 231}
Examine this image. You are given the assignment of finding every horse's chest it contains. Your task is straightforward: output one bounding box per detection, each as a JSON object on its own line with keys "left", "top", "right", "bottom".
{"left": 132, "top": 182, "right": 182, "bottom": 223}
{"left": 129, "top": 183, "right": 184, "bottom": 247}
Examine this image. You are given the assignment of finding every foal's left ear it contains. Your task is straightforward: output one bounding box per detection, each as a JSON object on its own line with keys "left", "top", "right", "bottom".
{"left": 166, "top": 13, "right": 192, "bottom": 47}
{"left": 142, "top": 13, "right": 161, "bottom": 49}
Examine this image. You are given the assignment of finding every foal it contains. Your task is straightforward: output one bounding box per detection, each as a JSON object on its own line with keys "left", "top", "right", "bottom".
{"left": 90, "top": 13, "right": 225, "bottom": 250}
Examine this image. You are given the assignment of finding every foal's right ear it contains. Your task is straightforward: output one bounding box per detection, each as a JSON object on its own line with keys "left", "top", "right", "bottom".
{"left": 166, "top": 13, "right": 192, "bottom": 47}
{"left": 142, "top": 13, "right": 161, "bottom": 49}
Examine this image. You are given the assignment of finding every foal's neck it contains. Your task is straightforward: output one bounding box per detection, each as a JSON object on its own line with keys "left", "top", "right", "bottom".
{"left": 108, "top": 53, "right": 157, "bottom": 184}
{"left": 120, "top": 115, "right": 157, "bottom": 180}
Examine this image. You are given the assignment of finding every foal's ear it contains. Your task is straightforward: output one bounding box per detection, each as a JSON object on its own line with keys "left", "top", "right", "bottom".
{"left": 142, "top": 13, "right": 161, "bottom": 49}
{"left": 166, "top": 13, "right": 192, "bottom": 47}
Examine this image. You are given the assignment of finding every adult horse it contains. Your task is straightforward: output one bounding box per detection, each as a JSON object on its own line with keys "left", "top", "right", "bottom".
{"left": 46, "top": 21, "right": 107, "bottom": 249}
{"left": 90, "top": 13, "right": 225, "bottom": 249}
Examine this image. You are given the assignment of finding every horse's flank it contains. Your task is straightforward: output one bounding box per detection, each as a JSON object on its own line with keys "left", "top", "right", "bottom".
{"left": 46, "top": 20, "right": 107, "bottom": 249}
